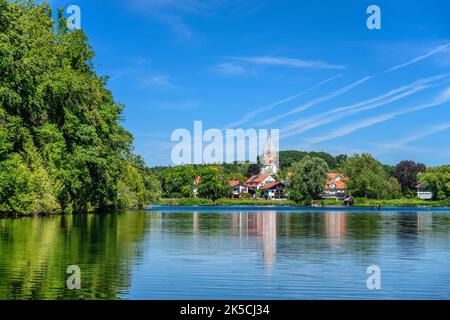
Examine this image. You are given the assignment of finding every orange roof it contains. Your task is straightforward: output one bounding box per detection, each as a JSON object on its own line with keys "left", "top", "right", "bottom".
{"left": 228, "top": 180, "right": 241, "bottom": 187}
{"left": 247, "top": 174, "right": 269, "bottom": 183}
{"left": 194, "top": 176, "right": 202, "bottom": 185}
{"left": 260, "top": 182, "right": 284, "bottom": 190}
{"left": 245, "top": 174, "right": 270, "bottom": 186}
{"left": 325, "top": 172, "right": 348, "bottom": 189}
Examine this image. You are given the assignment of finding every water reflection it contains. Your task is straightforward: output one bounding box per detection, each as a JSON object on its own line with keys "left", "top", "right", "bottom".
{"left": 0, "top": 213, "right": 147, "bottom": 300}
{"left": 324, "top": 212, "right": 348, "bottom": 249}
{"left": 1, "top": 210, "right": 450, "bottom": 299}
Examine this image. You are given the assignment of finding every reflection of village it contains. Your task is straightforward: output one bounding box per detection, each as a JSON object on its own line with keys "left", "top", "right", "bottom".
{"left": 188, "top": 210, "right": 436, "bottom": 273}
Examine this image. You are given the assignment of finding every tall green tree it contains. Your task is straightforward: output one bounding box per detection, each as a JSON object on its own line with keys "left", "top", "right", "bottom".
{"left": 342, "top": 153, "right": 400, "bottom": 199}
{"left": 279, "top": 150, "right": 341, "bottom": 170}
{"left": 0, "top": 0, "right": 147, "bottom": 214}
{"left": 393, "top": 160, "right": 426, "bottom": 194}
{"left": 288, "top": 156, "right": 329, "bottom": 204}
{"left": 246, "top": 164, "right": 261, "bottom": 178}
{"left": 161, "top": 166, "right": 196, "bottom": 198}
{"left": 198, "top": 166, "right": 228, "bottom": 200}
{"left": 418, "top": 166, "right": 450, "bottom": 200}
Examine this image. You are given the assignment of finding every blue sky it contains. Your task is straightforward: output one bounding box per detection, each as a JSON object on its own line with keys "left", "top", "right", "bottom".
{"left": 53, "top": 0, "right": 450, "bottom": 166}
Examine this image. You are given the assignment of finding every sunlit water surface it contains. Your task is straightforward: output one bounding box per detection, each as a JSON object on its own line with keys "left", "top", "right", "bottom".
{"left": 1, "top": 207, "right": 450, "bottom": 300}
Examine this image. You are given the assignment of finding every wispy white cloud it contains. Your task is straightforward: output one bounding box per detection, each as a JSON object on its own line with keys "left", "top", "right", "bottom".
{"left": 251, "top": 43, "right": 450, "bottom": 128}
{"left": 149, "top": 100, "right": 201, "bottom": 111}
{"left": 231, "top": 55, "right": 346, "bottom": 70}
{"left": 375, "top": 122, "right": 450, "bottom": 153}
{"left": 124, "top": 0, "right": 213, "bottom": 39}
{"left": 139, "top": 74, "right": 176, "bottom": 88}
{"left": 212, "top": 63, "right": 247, "bottom": 76}
{"left": 281, "top": 74, "right": 449, "bottom": 139}
{"left": 106, "top": 58, "right": 179, "bottom": 89}
{"left": 305, "top": 86, "right": 450, "bottom": 146}
{"left": 384, "top": 42, "right": 450, "bottom": 73}
{"left": 257, "top": 76, "right": 371, "bottom": 126}
{"left": 225, "top": 74, "right": 342, "bottom": 128}
{"left": 124, "top": 0, "right": 261, "bottom": 40}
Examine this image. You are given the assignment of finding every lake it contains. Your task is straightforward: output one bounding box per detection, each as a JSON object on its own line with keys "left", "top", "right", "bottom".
{"left": 1, "top": 207, "right": 450, "bottom": 300}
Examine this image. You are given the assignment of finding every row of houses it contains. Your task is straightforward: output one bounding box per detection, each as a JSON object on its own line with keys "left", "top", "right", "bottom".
{"left": 229, "top": 175, "right": 433, "bottom": 201}
{"left": 228, "top": 172, "right": 349, "bottom": 201}
{"left": 193, "top": 137, "right": 432, "bottom": 201}
{"left": 195, "top": 137, "right": 351, "bottom": 201}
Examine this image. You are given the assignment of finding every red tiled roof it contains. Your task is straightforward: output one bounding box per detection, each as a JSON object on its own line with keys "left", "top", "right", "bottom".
{"left": 228, "top": 180, "right": 241, "bottom": 187}
{"left": 260, "top": 182, "right": 284, "bottom": 190}
{"left": 325, "top": 172, "right": 348, "bottom": 189}
{"left": 245, "top": 174, "right": 270, "bottom": 186}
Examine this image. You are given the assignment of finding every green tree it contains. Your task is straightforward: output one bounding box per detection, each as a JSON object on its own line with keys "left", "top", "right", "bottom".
{"left": 246, "top": 164, "right": 261, "bottom": 177}
{"left": 342, "top": 153, "right": 392, "bottom": 199}
{"left": 418, "top": 166, "right": 450, "bottom": 200}
{"left": 0, "top": 1, "right": 148, "bottom": 214}
{"left": 280, "top": 150, "right": 342, "bottom": 170}
{"left": 198, "top": 166, "right": 228, "bottom": 200}
{"left": 227, "top": 173, "right": 246, "bottom": 183}
{"left": 117, "top": 165, "right": 147, "bottom": 209}
{"left": 335, "top": 154, "right": 348, "bottom": 169}
{"left": 161, "top": 166, "right": 196, "bottom": 198}
{"left": 288, "top": 156, "right": 329, "bottom": 204}
{"left": 393, "top": 160, "right": 426, "bottom": 194}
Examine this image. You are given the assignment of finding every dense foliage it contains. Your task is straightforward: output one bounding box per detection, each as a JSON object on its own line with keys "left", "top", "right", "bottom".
{"left": 149, "top": 152, "right": 449, "bottom": 204}
{"left": 1, "top": 3, "right": 448, "bottom": 214}
{"left": 0, "top": 1, "right": 153, "bottom": 215}
{"left": 279, "top": 150, "right": 346, "bottom": 170}
{"left": 197, "top": 166, "right": 229, "bottom": 200}
{"left": 393, "top": 160, "right": 426, "bottom": 194}
{"left": 288, "top": 156, "right": 330, "bottom": 204}
{"left": 341, "top": 153, "right": 401, "bottom": 199}
{"left": 418, "top": 166, "right": 450, "bottom": 201}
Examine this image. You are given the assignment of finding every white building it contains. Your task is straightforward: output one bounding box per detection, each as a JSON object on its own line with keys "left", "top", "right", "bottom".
{"left": 416, "top": 184, "right": 433, "bottom": 200}
{"left": 260, "top": 134, "right": 278, "bottom": 175}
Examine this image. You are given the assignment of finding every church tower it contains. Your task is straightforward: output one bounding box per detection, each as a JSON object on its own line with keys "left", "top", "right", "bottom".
{"left": 261, "top": 134, "right": 278, "bottom": 175}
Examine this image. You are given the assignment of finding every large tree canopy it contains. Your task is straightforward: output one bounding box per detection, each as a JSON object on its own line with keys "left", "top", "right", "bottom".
{"left": 288, "top": 156, "right": 330, "bottom": 204}
{"left": 418, "top": 166, "right": 450, "bottom": 201}
{"left": 0, "top": 0, "right": 150, "bottom": 214}
{"left": 393, "top": 160, "right": 426, "bottom": 194}
{"left": 279, "top": 150, "right": 345, "bottom": 170}
{"left": 342, "top": 153, "right": 401, "bottom": 199}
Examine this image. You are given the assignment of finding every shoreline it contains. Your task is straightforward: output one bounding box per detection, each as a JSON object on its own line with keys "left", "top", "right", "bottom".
{"left": 2, "top": 200, "right": 449, "bottom": 218}
{"left": 154, "top": 197, "right": 450, "bottom": 207}
{"left": 148, "top": 204, "right": 450, "bottom": 212}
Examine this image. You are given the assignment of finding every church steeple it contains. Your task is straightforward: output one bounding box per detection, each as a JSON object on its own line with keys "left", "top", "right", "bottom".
{"left": 261, "top": 133, "right": 278, "bottom": 175}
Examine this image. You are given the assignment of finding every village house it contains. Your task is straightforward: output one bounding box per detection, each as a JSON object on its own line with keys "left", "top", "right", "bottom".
{"left": 260, "top": 182, "right": 287, "bottom": 200}
{"left": 416, "top": 183, "right": 433, "bottom": 200}
{"left": 229, "top": 180, "right": 249, "bottom": 198}
{"left": 321, "top": 173, "right": 348, "bottom": 200}
{"left": 245, "top": 173, "right": 277, "bottom": 190}
{"left": 246, "top": 135, "right": 279, "bottom": 191}
{"left": 192, "top": 176, "right": 202, "bottom": 198}
{"left": 228, "top": 135, "right": 284, "bottom": 198}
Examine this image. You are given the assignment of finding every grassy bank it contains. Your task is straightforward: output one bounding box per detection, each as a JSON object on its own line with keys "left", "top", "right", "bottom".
{"left": 155, "top": 198, "right": 297, "bottom": 206}
{"left": 154, "top": 198, "right": 449, "bottom": 207}
{"left": 352, "top": 198, "right": 449, "bottom": 207}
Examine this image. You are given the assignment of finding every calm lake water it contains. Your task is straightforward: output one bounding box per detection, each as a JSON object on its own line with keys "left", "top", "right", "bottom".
{"left": 1, "top": 207, "right": 450, "bottom": 300}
